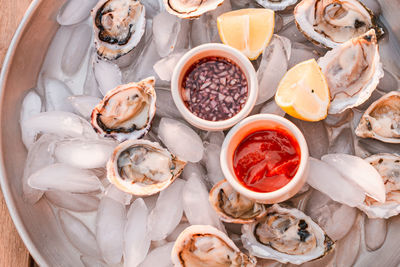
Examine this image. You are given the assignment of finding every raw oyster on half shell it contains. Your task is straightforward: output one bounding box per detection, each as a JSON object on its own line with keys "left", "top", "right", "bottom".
{"left": 241, "top": 204, "right": 334, "bottom": 264}
{"left": 91, "top": 77, "right": 156, "bottom": 141}
{"left": 92, "top": 0, "right": 146, "bottom": 61}
{"left": 355, "top": 91, "right": 400, "bottom": 143}
{"left": 164, "top": 0, "right": 225, "bottom": 19}
{"left": 209, "top": 180, "right": 267, "bottom": 224}
{"left": 294, "top": 0, "right": 381, "bottom": 48}
{"left": 358, "top": 153, "right": 400, "bottom": 218}
{"left": 171, "top": 225, "right": 257, "bottom": 266}
{"left": 318, "top": 30, "right": 383, "bottom": 114}
{"left": 107, "top": 139, "right": 186, "bottom": 196}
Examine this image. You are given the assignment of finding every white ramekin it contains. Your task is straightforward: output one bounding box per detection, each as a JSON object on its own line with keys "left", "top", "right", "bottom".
{"left": 171, "top": 43, "right": 258, "bottom": 131}
{"left": 220, "top": 114, "right": 309, "bottom": 204}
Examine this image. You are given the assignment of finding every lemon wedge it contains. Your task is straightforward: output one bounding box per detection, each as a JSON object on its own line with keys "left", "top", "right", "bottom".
{"left": 217, "top": 8, "right": 274, "bottom": 60}
{"left": 275, "top": 59, "right": 330, "bottom": 121}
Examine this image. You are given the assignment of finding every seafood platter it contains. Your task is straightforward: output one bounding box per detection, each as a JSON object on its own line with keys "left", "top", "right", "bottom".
{"left": 1, "top": 0, "right": 400, "bottom": 266}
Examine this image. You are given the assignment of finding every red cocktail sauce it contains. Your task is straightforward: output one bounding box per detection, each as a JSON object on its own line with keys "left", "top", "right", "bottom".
{"left": 233, "top": 129, "right": 301, "bottom": 193}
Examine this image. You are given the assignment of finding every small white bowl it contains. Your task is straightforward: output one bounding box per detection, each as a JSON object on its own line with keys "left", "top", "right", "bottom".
{"left": 171, "top": 43, "right": 258, "bottom": 131}
{"left": 220, "top": 114, "right": 309, "bottom": 204}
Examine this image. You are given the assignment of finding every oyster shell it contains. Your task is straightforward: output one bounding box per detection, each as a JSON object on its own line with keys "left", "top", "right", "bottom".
{"left": 355, "top": 91, "right": 400, "bottom": 143}
{"left": 241, "top": 204, "right": 334, "bottom": 264}
{"left": 294, "top": 0, "right": 381, "bottom": 48}
{"left": 107, "top": 139, "right": 186, "bottom": 196}
{"left": 171, "top": 225, "right": 257, "bottom": 266}
{"left": 209, "top": 180, "right": 267, "bottom": 224}
{"left": 92, "top": 0, "right": 146, "bottom": 61}
{"left": 358, "top": 153, "right": 400, "bottom": 218}
{"left": 318, "top": 29, "right": 383, "bottom": 114}
{"left": 256, "top": 0, "right": 299, "bottom": 11}
{"left": 164, "top": 0, "right": 225, "bottom": 19}
{"left": 91, "top": 77, "right": 156, "bottom": 141}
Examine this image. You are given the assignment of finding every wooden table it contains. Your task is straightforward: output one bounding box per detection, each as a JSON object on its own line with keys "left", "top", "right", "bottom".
{"left": 0, "top": 0, "right": 35, "bottom": 266}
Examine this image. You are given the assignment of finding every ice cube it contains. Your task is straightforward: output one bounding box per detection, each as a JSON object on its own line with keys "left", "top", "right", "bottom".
{"left": 20, "top": 90, "right": 42, "bottom": 149}
{"left": 45, "top": 190, "right": 100, "bottom": 212}
{"left": 155, "top": 88, "right": 183, "bottom": 119}
{"left": 256, "top": 35, "right": 291, "bottom": 105}
{"left": 202, "top": 143, "right": 224, "bottom": 186}
{"left": 124, "top": 198, "right": 151, "bottom": 267}
{"left": 28, "top": 163, "right": 102, "bottom": 193}
{"left": 278, "top": 21, "right": 309, "bottom": 43}
{"left": 364, "top": 218, "right": 387, "bottom": 251}
{"left": 378, "top": 68, "right": 399, "bottom": 93}
{"left": 153, "top": 51, "right": 187, "bottom": 81}
{"left": 148, "top": 179, "right": 185, "bottom": 241}
{"left": 288, "top": 42, "right": 319, "bottom": 68}
{"left": 260, "top": 99, "right": 285, "bottom": 116}
{"left": 105, "top": 184, "right": 133, "bottom": 206}
{"left": 21, "top": 111, "right": 97, "bottom": 148}
{"left": 59, "top": 210, "right": 100, "bottom": 258}
{"left": 22, "top": 134, "right": 58, "bottom": 204}
{"left": 335, "top": 215, "right": 362, "bottom": 266}
{"left": 68, "top": 95, "right": 101, "bottom": 119}
{"left": 182, "top": 162, "right": 206, "bottom": 181}
{"left": 62, "top": 23, "right": 92, "bottom": 75}
{"left": 141, "top": 0, "right": 165, "bottom": 19}
{"left": 57, "top": 0, "right": 97, "bottom": 25}
{"left": 202, "top": 131, "right": 225, "bottom": 146}
{"left": 182, "top": 172, "right": 224, "bottom": 230}
{"left": 289, "top": 118, "right": 329, "bottom": 159}
{"left": 84, "top": 53, "right": 103, "bottom": 98}
{"left": 80, "top": 256, "right": 107, "bottom": 267}
{"left": 307, "top": 158, "right": 365, "bottom": 207}
{"left": 328, "top": 127, "right": 355, "bottom": 155}
{"left": 152, "top": 12, "right": 182, "bottom": 57}
{"left": 306, "top": 190, "right": 357, "bottom": 241}
{"left": 140, "top": 242, "right": 174, "bottom": 267}
{"left": 52, "top": 139, "right": 116, "bottom": 169}
{"left": 359, "top": 0, "right": 381, "bottom": 15}
{"left": 158, "top": 118, "right": 204, "bottom": 162}
{"left": 96, "top": 196, "right": 126, "bottom": 265}
{"left": 190, "top": 0, "right": 231, "bottom": 46}
{"left": 166, "top": 222, "right": 191, "bottom": 242}
{"left": 322, "top": 154, "right": 386, "bottom": 203}
{"left": 94, "top": 59, "right": 122, "bottom": 96}
{"left": 124, "top": 40, "right": 160, "bottom": 82}
{"left": 44, "top": 78, "right": 74, "bottom": 112}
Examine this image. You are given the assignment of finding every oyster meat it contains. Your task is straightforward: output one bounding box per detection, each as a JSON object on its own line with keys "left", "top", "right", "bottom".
{"left": 171, "top": 225, "right": 257, "bottom": 266}
{"left": 294, "top": 0, "right": 381, "bottom": 48}
{"left": 92, "top": 0, "right": 146, "bottom": 61}
{"left": 91, "top": 77, "right": 156, "bottom": 141}
{"left": 209, "top": 180, "right": 267, "bottom": 224}
{"left": 356, "top": 91, "right": 400, "bottom": 143}
{"left": 164, "top": 0, "right": 225, "bottom": 19}
{"left": 358, "top": 153, "right": 400, "bottom": 218}
{"left": 107, "top": 139, "right": 186, "bottom": 196}
{"left": 318, "top": 30, "right": 383, "bottom": 114}
{"left": 256, "top": 0, "right": 299, "bottom": 11}
{"left": 241, "top": 204, "right": 334, "bottom": 264}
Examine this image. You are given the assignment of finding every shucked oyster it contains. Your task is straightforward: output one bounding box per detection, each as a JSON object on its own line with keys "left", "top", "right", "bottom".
{"left": 91, "top": 77, "right": 156, "bottom": 141}
{"left": 318, "top": 30, "right": 383, "bottom": 114}
{"left": 241, "top": 204, "right": 334, "bottom": 264}
{"left": 358, "top": 153, "right": 400, "bottom": 218}
{"left": 107, "top": 139, "right": 186, "bottom": 196}
{"left": 256, "top": 0, "right": 299, "bottom": 11}
{"left": 164, "top": 0, "right": 225, "bottom": 19}
{"left": 356, "top": 91, "right": 400, "bottom": 143}
{"left": 209, "top": 180, "right": 267, "bottom": 224}
{"left": 92, "top": 0, "right": 146, "bottom": 61}
{"left": 171, "top": 225, "right": 257, "bottom": 266}
{"left": 294, "top": 0, "right": 381, "bottom": 48}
